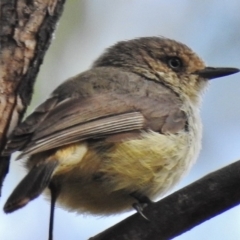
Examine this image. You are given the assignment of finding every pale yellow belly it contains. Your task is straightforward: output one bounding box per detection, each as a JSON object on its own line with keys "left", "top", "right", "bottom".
{"left": 47, "top": 131, "right": 198, "bottom": 215}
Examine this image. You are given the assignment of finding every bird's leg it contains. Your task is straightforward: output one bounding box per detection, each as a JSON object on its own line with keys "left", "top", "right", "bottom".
{"left": 48, "top": 181, "right": 60, "bottom": 240}
{"left": 130, "top": 192, "right": 152, "bottom": 221}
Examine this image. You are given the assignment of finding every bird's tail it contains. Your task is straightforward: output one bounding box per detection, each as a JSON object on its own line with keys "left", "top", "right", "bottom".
{"left": 4, "top": 160, "right": 58, "bottom": 213}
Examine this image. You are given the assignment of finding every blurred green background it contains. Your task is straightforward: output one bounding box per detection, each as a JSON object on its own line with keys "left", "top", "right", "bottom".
{"left": 1, "top": 1, "right": 240, "bottom": 239}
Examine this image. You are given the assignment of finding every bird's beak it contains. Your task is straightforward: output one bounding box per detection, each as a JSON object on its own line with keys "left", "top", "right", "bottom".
{"left": 195, "top": 67, "right": 239, "bottom": 80}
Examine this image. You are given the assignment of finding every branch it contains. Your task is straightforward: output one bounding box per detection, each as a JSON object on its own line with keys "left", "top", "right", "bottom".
{"left": 0, "top": 0, "right": 66, "bottom": 194}
{"left": 90, "top": 160, "right": 240, "bottom": 240}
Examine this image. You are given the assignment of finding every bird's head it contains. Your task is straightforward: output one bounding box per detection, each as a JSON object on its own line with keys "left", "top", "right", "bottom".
{"left": 93, "top": 37, "right": 239, "bottom": 102}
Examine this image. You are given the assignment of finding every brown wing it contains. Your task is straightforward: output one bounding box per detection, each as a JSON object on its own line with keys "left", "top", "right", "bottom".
{"left": 4, "top": 91, "right": 187, "bottom": 158}
{"left": 4, "top": 93, "right": 145, "bottom": 157}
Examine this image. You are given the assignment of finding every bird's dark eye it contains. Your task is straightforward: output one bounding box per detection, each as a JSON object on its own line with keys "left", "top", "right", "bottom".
{"left": 167, "top": 57, "right": 182, "bottom": 70}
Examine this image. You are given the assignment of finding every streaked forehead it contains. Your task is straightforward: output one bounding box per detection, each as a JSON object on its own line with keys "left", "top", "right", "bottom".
{"left": 93, "top": 36, "right": 205, "bottom": 71}
{"left": 134, "top": 37, "right": 195, "bottom": 55}
{"left": 139, "top": 37, "right": 205, "bottom": 70}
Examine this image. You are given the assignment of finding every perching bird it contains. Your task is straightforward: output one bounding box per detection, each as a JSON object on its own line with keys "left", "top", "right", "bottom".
{"left": 2, "top": 37, "right": 239, "bottom": 239}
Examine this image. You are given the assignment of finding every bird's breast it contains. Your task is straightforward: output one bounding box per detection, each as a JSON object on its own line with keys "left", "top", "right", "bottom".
{"left": 48, "top": 119, "right": 201, "bottom": 215}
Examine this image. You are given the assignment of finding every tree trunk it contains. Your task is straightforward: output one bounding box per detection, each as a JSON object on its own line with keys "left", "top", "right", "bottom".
{"left": 0, "top": 0, "right": 66, "bottom": 195}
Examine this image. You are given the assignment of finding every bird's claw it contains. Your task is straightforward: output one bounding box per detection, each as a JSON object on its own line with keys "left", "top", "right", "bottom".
{"left": 132, "top": 202, "right": 150, "bottom": 221}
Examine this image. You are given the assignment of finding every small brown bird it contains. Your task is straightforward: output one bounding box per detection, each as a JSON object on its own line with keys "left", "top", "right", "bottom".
{"left": 2, "top": 37, "right": 239, "bottom": 239}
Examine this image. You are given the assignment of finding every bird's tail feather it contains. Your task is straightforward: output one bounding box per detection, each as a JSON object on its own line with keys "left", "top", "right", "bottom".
{"left": 4, "top": 160, "right": 58, "bottom": 213}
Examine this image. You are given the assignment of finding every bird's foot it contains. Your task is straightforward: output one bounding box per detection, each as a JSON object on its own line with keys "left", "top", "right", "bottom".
{"left": 132, "top": 202, "right": 150, "bottom": 221}
{"left": 130, "top": 192, "right": 152, "bottom": 221}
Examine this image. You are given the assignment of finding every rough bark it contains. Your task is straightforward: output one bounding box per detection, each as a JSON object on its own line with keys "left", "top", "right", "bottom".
{"left": 90, "top": 160, "right": 240, "bottom": 240}
{"left": 0, "top": 0, "right": 66, "bottom": 195}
